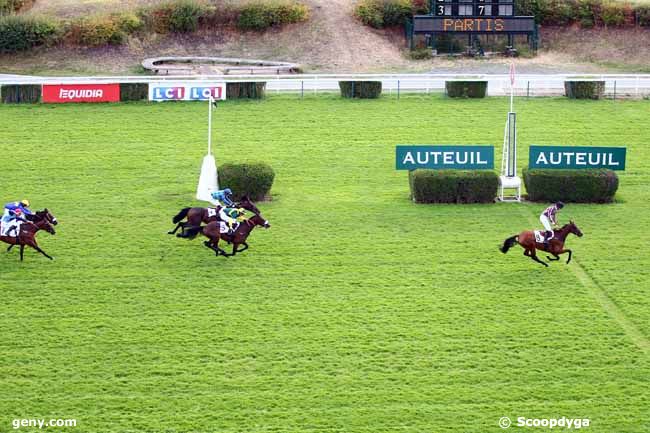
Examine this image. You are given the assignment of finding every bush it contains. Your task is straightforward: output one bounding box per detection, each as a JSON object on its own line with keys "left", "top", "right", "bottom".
{"left": 112, "top": 12, "right": 143, "bottom": 33}
{"left": 408, "top": 47, "right": 432, "bottom": 60}
{"left": 409, "top": 170, "right": 498, "bottom": 204}
{"left": 564, "top": 81, "right": 605, "bottom": 99}
{"left": 1, "top": 84, "right": 41, "bottom": 103}
{"left": 636, "top": 5, "right": 650, "bottom": 27}
{"left": 120, "top": 83, "right": 148, "bottom": 101}
{"left": 355, "top": 1, "right": 383, "bottom": 28}
{"left": 600, "top": 2, "right": 626, "bottom": 26}
{"left": 237, "top": 1, "right": 308, "bottom": 31}
{"left": 226, "top": 82, "right": 266, "bottom": 99}
{"left": 141, "top": 0, "right": 208, "bottom": 33}
{"left": 218, "top": 163, "right": 275, "bottom": 201}
{"left": 523, "top": 167, "right": 619, "bottom": 203}
{"left": 355, "top": 0, "right": 417, "bottom": 28}
{"left": 0, "top": 0, "right": 33, "bottom": 15}
{"left": 339, "top": 81, "right": 382, "bottom": 98}
{"left": 0, "top": 15, "right": 60, "bottom": 53}
{"left": 445, "top": 81, "right": 487, "bottom": 98}
{"left": 66, "top": 15, "right": 126, "bottom": 46}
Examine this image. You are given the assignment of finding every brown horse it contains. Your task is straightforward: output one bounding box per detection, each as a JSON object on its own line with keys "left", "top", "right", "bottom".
{"left": 7, "top": 209, "right": 59, "bottom": 252}
{"left": 1, "top": 217, "right": 56, "bottom": 261}
{"left": 180, "top": 213, "right": 270, "bottom": 257}
{"left": 500, "top": 221, "right": 583, "bottom": 267}
{"left": 168, "top": 195, "right": 260, "bottom": 236}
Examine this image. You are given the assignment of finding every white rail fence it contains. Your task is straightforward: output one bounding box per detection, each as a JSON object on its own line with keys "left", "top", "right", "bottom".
{"left": 2, "top": 74, "right": 650, "bottom": 98}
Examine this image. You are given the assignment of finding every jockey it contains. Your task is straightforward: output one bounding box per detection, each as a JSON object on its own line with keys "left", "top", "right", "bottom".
{"left": 220, "top": 207, "right": 247, "bottom": 234}
{"left": 211, "top": 188, "right": 235, "bottom": 208}
{"left": 2, "top": 199, "right": 32, "bottom": 238}
{"left": 540, "top": 201, "right": 564, "bottom": 246}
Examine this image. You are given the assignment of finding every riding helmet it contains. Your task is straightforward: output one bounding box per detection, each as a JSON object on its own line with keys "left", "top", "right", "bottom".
{"left": 556, "top": 201, "right": 565, "bottom": 209}
{"left": 21, "top": 199, "right": 30, "bottom": 207}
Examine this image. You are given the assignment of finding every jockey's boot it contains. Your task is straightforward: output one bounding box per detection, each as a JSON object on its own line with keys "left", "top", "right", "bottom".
{"left": 544, "top": 230, "right": 552, "bottom": 249}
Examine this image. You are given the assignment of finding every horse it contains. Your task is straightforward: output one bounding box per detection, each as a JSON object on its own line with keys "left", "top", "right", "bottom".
{"left": 500, "top": 221, "right": 583, "bottom": 267}
{"left": 168, "top": 195, "right": 261, "bottom": 236}
{"left": 180, "top": 213, "right": 270, "bottom": 257}
{"left": 0, "top": 217, "right": 56, "bottom": 261}
{"left": 7, "top": 209, "right": 59, "bottom": 252}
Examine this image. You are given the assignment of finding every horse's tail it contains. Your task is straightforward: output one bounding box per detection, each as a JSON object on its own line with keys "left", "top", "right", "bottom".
{"left": 179, "top": 225, "right": 203, "bottom": 239}
{"left": 172, "top": 207, "right": 191, "bottom": 224}
{"left": 500, "top": 235, "right": 518, "bottom": 254}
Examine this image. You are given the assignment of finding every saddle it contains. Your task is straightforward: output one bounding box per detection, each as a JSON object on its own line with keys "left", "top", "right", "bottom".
{"left": 0, "top": 220, "right": 21, "bottom": 237}
{"left": 207, "top": 208, "right": 219, "bottom": 218}
{"left": 218, "top": 221, "right": 239, "bottom": 234}
{"left": 534, "top": 230, "right": 552, "bottom": 244}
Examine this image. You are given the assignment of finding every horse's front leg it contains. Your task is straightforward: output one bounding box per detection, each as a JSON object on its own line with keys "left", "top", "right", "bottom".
{"left": 20, "top": 244, "right": 24, "bottom": 261}
{"left": 236, "top": 242, "right": 249, "bottom": 253}
{"left": 7, "top": 244, "right": 14, "bottom": 252}
{"left": 557, "top": 249, "right": 572, "bottom": 264}
{"left": 546, "top": 254, "right": 560, "bottom": 261}
{"left": 30, "top": 241, "right": 53, "bottom": 260}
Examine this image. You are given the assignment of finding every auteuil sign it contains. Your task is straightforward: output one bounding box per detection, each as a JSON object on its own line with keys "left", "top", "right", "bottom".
{"left": 529, "top": 146, "right": 626, "bottom": 170}
{"left": 396, "top": 146, "right": 494, "bottom": 170}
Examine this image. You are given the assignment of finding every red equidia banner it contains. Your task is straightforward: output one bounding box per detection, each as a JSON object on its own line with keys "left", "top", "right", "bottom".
{"left": 42, "top": 84, "right": 120, "bottom": 103}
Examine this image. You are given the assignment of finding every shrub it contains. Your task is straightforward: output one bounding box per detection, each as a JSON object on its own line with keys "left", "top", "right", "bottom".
{"left": 523, "top": 167, "right": 619, "bottom": 203}
{"left": 600, "top": 2, "right": 626, "bottom": 26}
{"left": 445, "top": 81, "right": 487, "bottom": 98}
{"left": 576, "top": 0, "right": 599, "bottom": 27}
{"left": 66, "top": 15, "right": 126, "bottom": 46}
{"left": 636, "top": 5, "right": 650, "bottom": 27}
{"left": 382, "top": 0, "right": 413, "bottom": 26}
{"left": 355, "top": 0, "right": 383, "bottom": 28}
{"left": 408, "top": 47, "right": 432, "bottom": 60}
{"left": 542, "top": 0, "right": 577, "bottom": 25}
{"left": 0, "top": 0, "right": 33, "bottom": 15}
{"left": 141, "top": 0, "right": 208, "bottom": 33}
{"left": 120, "top": 83, "right": 148, "bottom": 101}
{"left": 0, "top": 15, "right": 60, "bottom": 53}
{"left": 112, "top": 12, "right": 143, "bottom": 33}
{"left": 355, "top": 0, "right": 417, "bottom": 28}
{"left": 226, "top": 82, "right": 266, "bottom": 99}
{"left": 1, "top": 84, "right": 41, "bottom": 103}
{"left": 564, "top": 81, "right": 605, "bottom": 99}
{"left": 237, "top": 1, "right": 308, "bottom": 31}
{"left": 218, "top": 163, "right": 275, "bottom": 201}
{"left": 339, "top": 81, "right": 382, "bottom": 98}
{"left": 409, "top": 170, "right": 498, "bottom": 204}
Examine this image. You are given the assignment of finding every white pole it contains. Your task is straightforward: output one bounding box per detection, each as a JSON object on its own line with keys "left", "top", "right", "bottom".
{"left": 510, "top": 81, "right": 514, "bottom": 113}
{"left": 207, "top": 95, "right": 213, "bottom": 155}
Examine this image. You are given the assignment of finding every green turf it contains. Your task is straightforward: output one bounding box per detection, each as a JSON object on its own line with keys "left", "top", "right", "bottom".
{"left": 1, "top": 95, "right": 649, "bottom": 433}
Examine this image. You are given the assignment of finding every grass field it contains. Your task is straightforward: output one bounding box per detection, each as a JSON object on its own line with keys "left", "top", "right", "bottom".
{"left": 1, "top": 95, "right": 649, "bottom": 433}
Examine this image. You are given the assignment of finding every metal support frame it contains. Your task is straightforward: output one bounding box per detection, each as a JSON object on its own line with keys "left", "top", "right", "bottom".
{"left": 499, "top": 111, "right": 521, "bottom": 202}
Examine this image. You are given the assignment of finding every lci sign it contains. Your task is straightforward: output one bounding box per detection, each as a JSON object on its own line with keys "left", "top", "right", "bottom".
{"left": 396, "top": 146, "right": 494, "bottom": 170}
{"left": 529, "top": 146, "right": 627, "bottom": 170}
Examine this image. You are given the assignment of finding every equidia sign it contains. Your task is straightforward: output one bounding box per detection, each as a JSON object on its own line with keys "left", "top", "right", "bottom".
{"left": 42, "top": 84, "right": 120, "bottom": 103}
{"left": 149, "top": 82, "right": 227, "bottom": 102}
{"left": 396, "top": 145, "right": 494, "bottom": 170}
{"left": 529, "top": 146, "right": 627, "bottom": 170}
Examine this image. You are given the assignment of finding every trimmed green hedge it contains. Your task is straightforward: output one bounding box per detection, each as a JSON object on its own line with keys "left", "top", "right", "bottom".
{"left": 218, "top": 162, "right": 275, "bottom": 201}
{"left": 226, "top": 82, "right": 266, "bottom": 99}
{"left": 339, "top": 81, "right": 382, "bottom": 99}
{"left": 120, "top": 83, "right": 148, "bottom": 101}
{"left": 523, "top": 167, "right": 619, "bottom": 203}
{"left": 564, "top": 81, "right": 605, "bottom": 99}
{"left": 446, "top": 81, "right": 487, "bottom": 98}
{"left": 1, "top": 84, "right": 41, "bottom": 103}
{"left": 409, "top": 170, "right": 498, "bottom": 204}
{"left": 0, "top": 15, "right": 60, "bottom": 53}
{"left": 237, "top": 1, "right": 309, "bottom": 31}
{"left": 355, "top": 0, "right": 427, "bottom": 28}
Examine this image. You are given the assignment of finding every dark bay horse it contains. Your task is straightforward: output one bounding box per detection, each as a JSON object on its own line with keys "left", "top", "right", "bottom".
{"left": 500, "top": 221, "right": 583, "bottom": 267}
{"left": 180, "top": 213, "right": 270, "bottom": 257}
{"left": 168, "top": 196, "right": 260, "bottom": 236}
{"left": 7, "top": 209, "right": 59, "bottom": 252}
{"left": 1, "top": 217, "right": 56, "bottom": 261}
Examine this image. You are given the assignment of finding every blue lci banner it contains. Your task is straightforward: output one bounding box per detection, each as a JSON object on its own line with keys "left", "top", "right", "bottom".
{"left": 396, "top": 145, "right": 494, "bottom": 170}
{"left": 529, "top": 146, "right": 627, "bottom": 170}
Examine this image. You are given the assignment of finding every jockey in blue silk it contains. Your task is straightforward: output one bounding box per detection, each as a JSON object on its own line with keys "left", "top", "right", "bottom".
{"left": 540, "top": 201, "right": 564, "bottom": 247}
{"left": 211, "top": 188, "right": 235, "bottom": 208}
{"left": 2, "top": 199, "right": 32, "bottom": 238}
{"left": 210, "top": 188, "right": 244, "bottom": 234}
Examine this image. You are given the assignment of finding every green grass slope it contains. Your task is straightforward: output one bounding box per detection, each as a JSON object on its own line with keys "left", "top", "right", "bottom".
{"left": 0, "top": 96, "right": 649, "bottom": 432}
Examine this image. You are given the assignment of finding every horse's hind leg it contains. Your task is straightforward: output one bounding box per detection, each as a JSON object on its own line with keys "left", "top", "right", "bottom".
{"left": 168, "top": 222, "right": 183, "bottom": 235}
{"left": 7, "top": 244, "right": 13, "bottom": 252}
{"left": 530, "top": 251, "right": 548, "bottom": 267}
{"left": 20, "top": 244, "right": 24, "bottom": 261}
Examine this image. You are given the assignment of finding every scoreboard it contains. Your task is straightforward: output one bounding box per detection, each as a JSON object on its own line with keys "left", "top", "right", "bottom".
{"left": 432, "top": 0, "right": 514, "bottom": 17}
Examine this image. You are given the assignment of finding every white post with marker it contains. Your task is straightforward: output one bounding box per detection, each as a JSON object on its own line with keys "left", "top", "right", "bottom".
{"left": 196, "top": 96, "right": 219, "bottom": 204}
{"left": 499, "top": 63, "right": 522, "bottom": 202}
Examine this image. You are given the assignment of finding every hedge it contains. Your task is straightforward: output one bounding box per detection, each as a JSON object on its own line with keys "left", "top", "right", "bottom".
{"left": 446, "top": 81, "right": 487, "bottom": 98}
{"left": 218, "top": 162, "right": 275, "bottom": 201}
{"left": 226, "top": 82, "right": 266, "bottom": 99}
{"left": 523, "top": 167, "right": 619, "bottom": 203}
{"left": 237, "top": 1, "right": 309, "bottom": 31}
{"left": 120, "top": 83, "right": 148, "bottom": 101}
{"left": 409, "top": 170, "right": 498, "bottom": 204}
{"left": 355, "top": 0, "right": 427, "bottom": 28}
{"left": 564, "top": 81, "right": 605, "bottom": 99}
{"left": 516, "top": 0, "right": 648, "bottom": 27}
{"left": 0, "top": 15, "right": 60, "bottom": 53}
{"left": 1, "top": 84, "right": 41, "bottom": 103}
{"left": 339, "top": 81, "right": 382, "bottom": 99}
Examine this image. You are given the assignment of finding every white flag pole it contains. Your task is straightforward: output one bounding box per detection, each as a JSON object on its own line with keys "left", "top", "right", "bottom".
{"left": 208, "top": 95, "right": 213, "bottom": 155}
{"left": 509, "top": 63, "right": 515, "bottom": 113}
